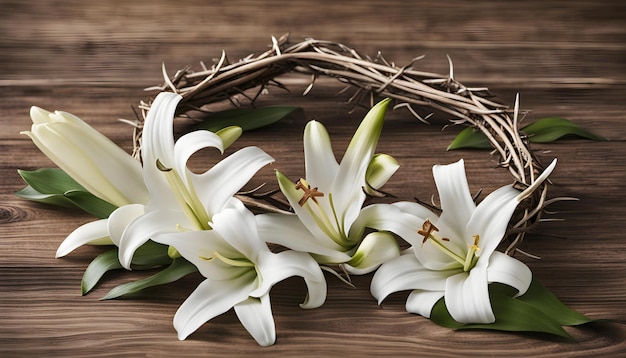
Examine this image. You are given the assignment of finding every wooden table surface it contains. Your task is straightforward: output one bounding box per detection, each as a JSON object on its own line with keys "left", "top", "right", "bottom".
{"left": 1, "top": 1, "right": 625, "bottom": 356}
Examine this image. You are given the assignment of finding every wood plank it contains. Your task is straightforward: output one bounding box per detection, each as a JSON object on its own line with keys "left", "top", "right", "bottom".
{"left": 1, "top": 0, "right": 625, "bottom": 356}
{"left": 1, "top": 1, "right": 624, "bottom": 84}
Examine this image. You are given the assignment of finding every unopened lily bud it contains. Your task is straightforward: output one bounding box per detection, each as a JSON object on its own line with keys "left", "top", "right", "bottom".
{"left": 22, "top": 107, "right": 148, "bottom": 207}
{"left": 215, "top": 126, "right": 243, "bottom": 150}
{"left": 365, "top": 153, "right": 400, "bottom": 195}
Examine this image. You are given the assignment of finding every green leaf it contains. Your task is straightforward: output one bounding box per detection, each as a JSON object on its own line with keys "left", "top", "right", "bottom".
{"left": 130, "top": 241, "right": 173, "bottom": 267}
{"left": 520, "top": 117, "right": 607, "bottom": 143}
{"left": 81, "top": 249, "right": 123, "bottom": 295}
{"left": 18, "top": 168, "right": 85, "bottom": 194}
{"left": 81, "top": 242, "right": 173, "bottom": 295}
{"left": 191, "top": 106, "right": 300, "bottom": 132}
{"left": 63, "top": 191, "right": 118, "bottom": 219}
{"left": 517, "top": 279, "right": 592, "bottom": 326}
{"left": 448, "top": 118, "right": 607, "bottom": 150}
{"left": 16, "top": 168, "right": 117, "bottom": 218}
{"left": 446, "top": 127, "right": 492, "bottom": 150}
{"left": 100, "top": 258, "right": 197, "bottom": 300}
{"left": 15, "top": 185, "right": 79, "bottom": 209}
{"left": 429, "top": 278, "right": 592, "bottom": 338}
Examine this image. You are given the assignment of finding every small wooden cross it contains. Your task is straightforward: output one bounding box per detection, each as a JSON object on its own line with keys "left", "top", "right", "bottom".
{"left": 417, "top": 219, "right": 439, "bottom": 244}
{"left": 295, "top": 179, "right": 324, "bottom": 206}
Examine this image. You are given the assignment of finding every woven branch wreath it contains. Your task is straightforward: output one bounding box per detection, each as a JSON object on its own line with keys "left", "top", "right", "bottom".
{"left": 134, "top": 34, "right": 557, "bottom": 257}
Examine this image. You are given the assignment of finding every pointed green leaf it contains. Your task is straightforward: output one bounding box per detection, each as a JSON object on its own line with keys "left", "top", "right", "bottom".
{"left": 521, "top": 117, "right": 607, "bottom": 143}
{"left": 131, "top": 241, "right": 174, "bottom": 267}
{"left": 446, "top": 127, "right": 492, "bottom": 150}
{"left": 81, "top": 242, "right": 172, "bottom": 295}
{"left": 81, "top": 249, "right": 123, "bottom": 295}
{"left": 100, "top": 258, "right": 197, "bottom": 300}
{"left": 63, "top": 190, "right": 118, "bottom": 219}
{"left": 18, "top": 168, "right": 86, "bottom": 194}
{"left": 16, "top": 168, "right": 117, "bottom": 218}
{"left": 517, "top": 279, "right": 592, "bottom": 326}
{"left": 448, "top": 118, "right": 607, "bottom": 150}
{"left": 15, "top": 185, "right": 78, "bottom": 209}
{"left": 191, "top": 106, "right": 300, "bottom": 132}
{"left": 430, "top": 279, "right": 592, "bottom": 338}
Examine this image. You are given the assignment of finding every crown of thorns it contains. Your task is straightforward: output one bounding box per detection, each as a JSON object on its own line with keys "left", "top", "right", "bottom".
{"left": 130, "top": 34, "right": 564, "bottom": 257}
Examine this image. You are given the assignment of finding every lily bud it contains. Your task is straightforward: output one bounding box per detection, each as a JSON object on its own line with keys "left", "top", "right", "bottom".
{"left": 215, "top": 126, "right": 243, "bottom": 150}
{"left": 22, "top": 107, "right": 148, "bottom": 207}
{"left": 364, "top": 153, "right": 400, "bottom": 195}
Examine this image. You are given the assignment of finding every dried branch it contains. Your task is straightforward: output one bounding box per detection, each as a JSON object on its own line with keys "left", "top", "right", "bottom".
{"left": 135, "top": 34, "right": 559, "bottom": 255}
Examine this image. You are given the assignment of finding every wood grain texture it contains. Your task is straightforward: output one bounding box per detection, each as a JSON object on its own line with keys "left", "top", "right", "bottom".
{"left": 1, "top": 1, "right": 625, "bottom": 356}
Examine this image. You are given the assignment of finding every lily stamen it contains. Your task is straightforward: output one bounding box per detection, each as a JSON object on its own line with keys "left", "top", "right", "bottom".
{"left": 292, "top": 178, "right": 348, "bottom": 246}
{"left": 463, "top": 235, "right": 481, "bottom": 272}
{"left": 418, "top": 219, "right": 465, "bottom": 266}
{"left": 295, "top": 178, "right": 324, "bottom": 206}
{"left": 157, "top": 159, "right": 211, "bottom": 230}
{"left": 418, "top": 219, "right": 439, "bottom": 244}
{"left": 201, "top": 251, "right": 255, "bottom": 268}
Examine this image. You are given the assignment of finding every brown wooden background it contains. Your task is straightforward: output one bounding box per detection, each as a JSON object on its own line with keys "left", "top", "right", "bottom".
{"left": 1, "top": 1, "right": 625, "bottom": 356}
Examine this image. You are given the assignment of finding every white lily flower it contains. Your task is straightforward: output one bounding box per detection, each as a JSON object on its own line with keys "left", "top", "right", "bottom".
{"left": 369, "top": 158, "right": 557, "bottom": 323}
{"left": 23, "top": 106, "right": 148, "bottom": 207}
{"left": 152, "top": 200, "right": 326, "bottom": 346}
{"left": 256, "top": 98, "right": 400, "bottom": 273}
{"left": 116, "top": 92, "right": 274, "bottom": 269}
{"left": 21, "top": 106, "right": 151, "bottom": 258}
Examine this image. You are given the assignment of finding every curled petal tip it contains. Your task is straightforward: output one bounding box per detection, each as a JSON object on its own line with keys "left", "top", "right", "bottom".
{"left": 29, "top": 106, "right": 52, "bottom": 125}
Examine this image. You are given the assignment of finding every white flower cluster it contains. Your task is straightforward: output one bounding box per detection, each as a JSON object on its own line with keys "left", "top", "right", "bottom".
{"left": 24, "top": 92, "right": 555, "bottom": 345}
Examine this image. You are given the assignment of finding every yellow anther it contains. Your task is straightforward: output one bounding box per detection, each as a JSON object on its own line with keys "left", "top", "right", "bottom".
{"left": 471, "top": 234, "right": 480, "bottom": 251}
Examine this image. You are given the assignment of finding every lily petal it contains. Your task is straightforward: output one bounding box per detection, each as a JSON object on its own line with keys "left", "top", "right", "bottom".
{"left": 29, "top": 106, "right": 53, "bottom": 125}
{"left": 274, "top": 171, "right": 339, "bottom": 246}
{"left": 487, "top": 251, "right": 532, "bottom": 297}
{"left": 392, "top": 201, "right": 440, "bottom": 222}
{"left": 173, "top": 130, "right": 224, "bottom": 177}
{"left": 344, "top": 231, "right": 400, "bottom": 275}
{"left": 432, "top": 159, "right": 475, "bottom": 241}
{"left": 55, "top": 219, "right": 111, "bottom": 258}
{"left": 393, "top": 201, "right": 466, "bottom": 271}
{"left": 107, "top": 204, "right": 145, "bottom": 246}
{"left": 250, "top": 250, "right": 327, "bottom": 309}
{"left": 233, "top": 294, "right": 276, "bottom": 346}
{"left": 331, "top": 98, "right": 390, "bottom": 230}
{"left": 371, "top": 253, "right": 456, "bottom": 304}
{"left": 51, "top": 111, "right": 148, "bottom": 205}
{"left": 195, "top": 146, "right": 274, "bottom": 219}
{"left": 173, "top": 273, "right": 256, "bottom": 340}
{"left": 444, "top": 266, "right": 494, "bottom": 324}
{"left": 303, "top": 120, "right": 339, "bottom": 190}
{"left": 152, "top": 230, "right": 249, "bottom": 281}
{"left": 467, "top": 184, "right": 520, "bottom": 259}
{"left": 405, "top": 290, "right": 445, "bottom": 318}
{"left": 349, "top": 203, "right": 426, "bottom": 245}
{"left": 118, "top": 209, "right": 188, "bottom": 269}
{"left": 256, "top": 213, "right": 351, "bottom": 262}
{"left": 141, "top": 92, "right": 182, "bottom": 208}
{"left": 209, "top": 200, "right": 268, "bottom": 262}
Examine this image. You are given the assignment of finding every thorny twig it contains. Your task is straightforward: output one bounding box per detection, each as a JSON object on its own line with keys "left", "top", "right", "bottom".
{"left": 133, "top": 34, "right": 569, "bottom": 256}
